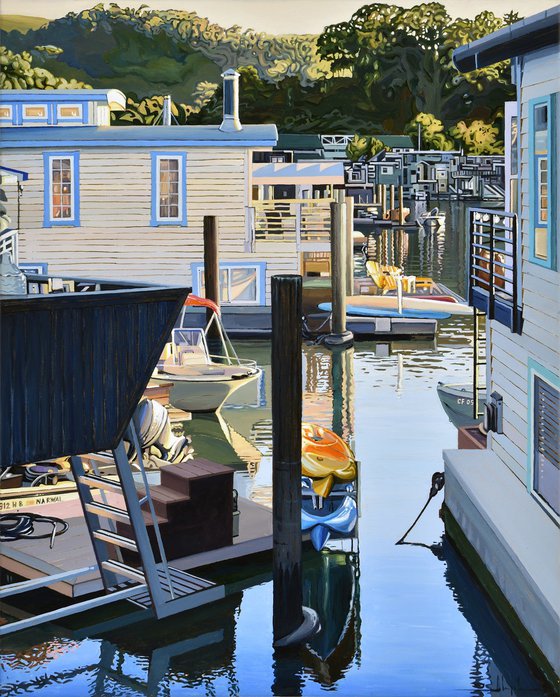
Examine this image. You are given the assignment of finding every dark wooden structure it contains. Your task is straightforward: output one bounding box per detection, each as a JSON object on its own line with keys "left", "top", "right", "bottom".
{"left": 0, "top": 275, "right": 189, "bottom": 468}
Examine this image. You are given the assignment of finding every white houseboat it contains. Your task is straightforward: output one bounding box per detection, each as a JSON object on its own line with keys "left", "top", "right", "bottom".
{"left": 443, "top": 7, "right": 559, "bottom": 687}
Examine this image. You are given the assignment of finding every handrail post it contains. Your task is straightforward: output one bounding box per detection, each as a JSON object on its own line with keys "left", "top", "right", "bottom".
{"left": 488, "top": 214, "right": 495, "bottom": 320}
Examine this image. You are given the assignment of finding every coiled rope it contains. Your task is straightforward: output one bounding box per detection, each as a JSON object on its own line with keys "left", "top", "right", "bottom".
{"left": 0, "top": 512, "right": 69, "bottom": 549}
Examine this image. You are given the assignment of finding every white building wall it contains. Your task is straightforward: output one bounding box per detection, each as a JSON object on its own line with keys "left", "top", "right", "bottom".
{"left": 488, "top": 45, "right": 560, "bottom": 483}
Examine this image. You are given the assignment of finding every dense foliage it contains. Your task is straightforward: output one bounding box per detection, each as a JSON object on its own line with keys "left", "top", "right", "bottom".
{"left": 0, "top": 45, "right": 90, "bottom": 89}
{"left": 0, "top": 2, "right": 519, "bottom": 149}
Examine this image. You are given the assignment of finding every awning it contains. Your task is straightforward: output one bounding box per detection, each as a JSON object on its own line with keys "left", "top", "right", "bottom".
{"left": 252, "top": 161, "right": 344, "bottom": 185}
{"left": 0, "top": 166, "right": 29, "bottom": 185}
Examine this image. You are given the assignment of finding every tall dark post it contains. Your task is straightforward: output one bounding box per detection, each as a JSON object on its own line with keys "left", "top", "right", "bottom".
{"left": 272, "top": 275, "right": 303, "bottom": 644}
{"left": 203, "top": 215, "right": 220, "bottom": 343}
{"left": 272, "top": 275, "right": 319, "bottom": 647}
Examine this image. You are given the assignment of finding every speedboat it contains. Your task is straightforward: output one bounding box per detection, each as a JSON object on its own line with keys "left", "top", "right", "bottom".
{"left": 152, "top": 295, "right": 261, "bottom": 413}
{"left": 417, "top": 207, "right": 446, "bottom": 229}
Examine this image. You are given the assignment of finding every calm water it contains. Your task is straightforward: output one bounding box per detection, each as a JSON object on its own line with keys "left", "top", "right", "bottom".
{"left": 1, "top": 203, "right": 551, "bottom": 696}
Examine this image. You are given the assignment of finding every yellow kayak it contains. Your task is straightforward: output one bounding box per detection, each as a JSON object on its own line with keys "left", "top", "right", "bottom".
{"left": 302, "top": 423, "right": 357, "bottom": 496}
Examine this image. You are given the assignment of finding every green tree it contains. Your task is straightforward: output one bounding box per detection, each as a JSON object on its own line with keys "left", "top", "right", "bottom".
{"left": 0, "top": 45, "right": 90, "bottom": 89}
{"left": 450, "top": 119, "right": 504, "bottom": 154}
{"left": 346, "top": 134, "right": 386, "bottom": 161}
{"left": 406, "top": 113, "right": 454, "bottom": 150}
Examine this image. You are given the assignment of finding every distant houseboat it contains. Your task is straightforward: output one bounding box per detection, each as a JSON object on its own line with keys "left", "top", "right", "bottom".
{"left": 442, "top": 7, "right": 559, "bottom": 687}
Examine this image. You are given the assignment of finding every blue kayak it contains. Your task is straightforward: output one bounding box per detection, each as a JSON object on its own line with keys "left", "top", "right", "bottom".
{"left": 318, "top": 302, "right": 451, "bottom": 320}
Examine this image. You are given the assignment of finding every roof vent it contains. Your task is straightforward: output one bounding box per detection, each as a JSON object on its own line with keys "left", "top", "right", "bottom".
{"left": 219, "top": 68, "right": 242, "bottom": 133}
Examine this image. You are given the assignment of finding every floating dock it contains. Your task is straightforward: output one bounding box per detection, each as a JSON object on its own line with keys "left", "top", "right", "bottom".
{"left": 1, "top": 492, "right": 274, "bottom": 599}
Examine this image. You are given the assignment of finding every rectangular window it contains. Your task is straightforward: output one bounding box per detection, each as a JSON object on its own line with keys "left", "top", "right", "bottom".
{"left": 192, "top": 262, "right": 265, "bottom": 305}
{"left": 530, "top": 370, "right": 560, "bottom": 518}
{"left": 0, "top": 105, "right": 12, "bottom": 121}
{"left": 151, "top": 153, "right": 186, "bottom": 226}
{"left": 43, "top": 152, "right": 80, "bottom": 226}
{"left": 56, "top": 104, "right": 82, "bottom": 120}
{"left": 23, "top": 105, "right": 47, "bottom": 120}
{"left": 529, "top": 95, "right": 556, "bottom": 268}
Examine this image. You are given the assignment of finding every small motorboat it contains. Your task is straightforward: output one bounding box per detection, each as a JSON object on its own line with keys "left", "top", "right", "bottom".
{"left": 302, "top": 479, "right": 358, "bottom": 551}
{"left": 437, "top": 382, "right": 486, "bottom": 428}
{"left": 417, "top": 207, "right": 445, "bottom": 229}
{"left": 319, "top": 302, "right": 451, "bottom": 320}
{"left": 152, "top": 295, "right": 261, "bottom": 413}
{"left": 302, "top": 423, "right": 357, "bottom": 497}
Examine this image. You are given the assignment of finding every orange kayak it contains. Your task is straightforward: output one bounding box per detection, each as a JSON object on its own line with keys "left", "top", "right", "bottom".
{"left": 302, "top": 423, "right": 357, "bottom": 497}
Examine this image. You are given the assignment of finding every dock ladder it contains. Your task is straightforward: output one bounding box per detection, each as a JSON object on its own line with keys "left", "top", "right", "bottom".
{"left": 71, "top": 422, "right": 224, "bottom": 619}
{"left": 472, "top": 309, "right": 487, "bottom": 420}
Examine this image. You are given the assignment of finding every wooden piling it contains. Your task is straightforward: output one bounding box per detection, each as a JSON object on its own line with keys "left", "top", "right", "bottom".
{"left": 271, "top": 275, "right": 303, "bottom": 644}
{"left": 324, "top": 201, "right": 353, "bottom": 349}
{"left": 390, "top": 184, "right": 395, "bottom": 213}
{"left": 203, "top": 215, "right": 220, "bottom": 342}
{"left": 345, "top": 197, "right": 354, "bottom": 296}
{"left": 399, "top": 186, "right": 405, "bottom": 225}
{"left": 381, "top": 185, "right": 387, "bottom": 219}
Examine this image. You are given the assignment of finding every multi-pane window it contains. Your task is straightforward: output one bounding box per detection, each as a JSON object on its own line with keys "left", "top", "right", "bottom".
{"left": 530, "top": 95, "right": 556, "bottom": 267}
{"left": 51, "top": 157, "right": 73, "bottom": 220}
{"left": 44, "top": 152, "right": 79, "bottom": 226}
{"left": 24, "top": 105, "right": 47, "bottom": 119}
{"left": 158, "top": 158, "right": 180, "bottom": 220}
{"left": 151, "top": 153, "right": 186, "bottom": 225}
{"left": 0, "top": 105, "right": 12, "bottom": 121}
{"left": 532, "top": 375, "right": 560, "bottom": 517}
{"left": 195, "top": 263, "right": 263, "bottom": 305}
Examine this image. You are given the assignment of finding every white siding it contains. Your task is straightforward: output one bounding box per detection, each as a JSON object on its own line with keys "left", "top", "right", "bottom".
{"left": 488, "top": 45, "right": 560, "bottom": 482}
{"left": 0, "top": 146, "right": 299, "bottom": 304}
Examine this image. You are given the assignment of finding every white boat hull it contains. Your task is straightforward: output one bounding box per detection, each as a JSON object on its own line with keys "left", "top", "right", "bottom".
{"left": 152, "top": 368, "right": 260, "bottom": 413}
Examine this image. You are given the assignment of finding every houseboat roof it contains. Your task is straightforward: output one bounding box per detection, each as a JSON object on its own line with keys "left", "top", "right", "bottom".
{"left": 0, "top": 123, "right": 279, "bottom": 148}
{"left": 0, "top": 88, "right": 127, "bottom": 111}
{"left": 252, "top": 160, "right": 344, "bottom": 184}
{"left": 453, "top": 6, "right": 560, "bottom": 71}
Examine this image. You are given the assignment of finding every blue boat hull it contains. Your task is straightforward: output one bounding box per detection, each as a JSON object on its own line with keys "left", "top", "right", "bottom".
{"left": 318, "top": 302, "right": 450, "bottom": 320}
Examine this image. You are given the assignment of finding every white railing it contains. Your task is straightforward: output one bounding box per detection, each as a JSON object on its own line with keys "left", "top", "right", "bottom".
{"left": 0, "top": 229, "right": 18, "bottom": 264}
{"left": 252, "top": 199, "right": 332, "bottom": 245}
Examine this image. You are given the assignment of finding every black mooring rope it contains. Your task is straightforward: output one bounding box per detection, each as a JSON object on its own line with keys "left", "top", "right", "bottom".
{"left": 396, "top": 472, "right": 445, "bottom": 545}
{"left": 0, "top": 512, "right": 69, "bottom": 549}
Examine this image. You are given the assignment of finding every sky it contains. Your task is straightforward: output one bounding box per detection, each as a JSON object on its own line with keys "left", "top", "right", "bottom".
{"left": 1, "top": 0, "right": 557, "bottom": 34}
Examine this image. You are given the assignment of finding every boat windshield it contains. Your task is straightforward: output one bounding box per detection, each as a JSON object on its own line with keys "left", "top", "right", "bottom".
{"left": 170, "top": 328, "right": 210, "bottom": 366}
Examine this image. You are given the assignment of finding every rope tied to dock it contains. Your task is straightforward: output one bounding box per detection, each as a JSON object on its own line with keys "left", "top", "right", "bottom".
{"left": 396, "top": 472, "right": 445, "bottom": 546}
{"left": 0, "top": 512, "right": 69, "bottom": 549}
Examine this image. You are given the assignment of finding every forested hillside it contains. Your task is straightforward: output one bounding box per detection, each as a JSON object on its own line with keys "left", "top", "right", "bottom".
{"left": 0, "top": 2, "right": 518, "bottom": 146}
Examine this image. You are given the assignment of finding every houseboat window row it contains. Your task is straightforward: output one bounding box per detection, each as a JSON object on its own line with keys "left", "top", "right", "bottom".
{"left": 151, "top": 152, "right": 187, "bottom": 226}
{"left": 0, "top": 101, "right": 88, "bottom": 125}
{"left": 192, "top": 262, "right": 266, "bottom": 305}
{"left": 529, "top": 94, "right": 556, "bottom": 268}
{"left": 530, "top": 364, "right": 560, "bottom": 520}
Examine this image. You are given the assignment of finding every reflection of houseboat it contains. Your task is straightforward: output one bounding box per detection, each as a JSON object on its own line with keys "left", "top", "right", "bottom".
{"left": 443, "top": 9, "right": 559, "bottom": 687}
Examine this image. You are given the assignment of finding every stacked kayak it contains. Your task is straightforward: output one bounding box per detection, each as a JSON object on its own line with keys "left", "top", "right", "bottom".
{"left": 301, "top": 423, "right": 358, "bottom": 550}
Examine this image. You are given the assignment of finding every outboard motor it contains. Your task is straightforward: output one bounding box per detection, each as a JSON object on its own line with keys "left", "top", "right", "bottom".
{"left": 130, "top": 399, "right": 193, "bottom": 467}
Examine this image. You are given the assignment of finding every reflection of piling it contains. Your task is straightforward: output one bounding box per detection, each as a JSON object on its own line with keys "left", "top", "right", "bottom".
{"left": 203, "top": 215, "right": 220, "bottom": 343}
{"left": 331, "top": 345, "right": 355, "bottom": 442}
{"left": 325, "top": 194, "right": 353, "bottom": 349}
{"left": 271, "top": 275, "right": 319, "bottom": 648}
{"left": 345, "top": 196, "right": 354, "bottom": 296}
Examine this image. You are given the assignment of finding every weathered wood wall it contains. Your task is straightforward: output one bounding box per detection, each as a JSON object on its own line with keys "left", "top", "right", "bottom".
{"left": 488, "top": 45, "right": 560, "bottom": 482}
{"left": 0, "top": 147, "right": 299, "bottom": 305}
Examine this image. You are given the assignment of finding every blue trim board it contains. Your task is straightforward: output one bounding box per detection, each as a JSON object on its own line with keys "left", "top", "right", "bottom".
{"left": 19, "top": 262, "right": 48, "bottom": 274}
{"left": 191, "top": 261, "right": 267, "bottom": 306}
{"left": 0, "top": 138, "right": 277, "bottom": 148}
{"left": 526, "top": 358, "right": 560, "bottom": 494}
{"left": 150, "top": 152, "right": 187, "bottom": 227}
{"left": 528, "top": 93, "right": 557, "bottom": 269}
{"left": 43, "top": 151, "right": 80, "bottom": 227}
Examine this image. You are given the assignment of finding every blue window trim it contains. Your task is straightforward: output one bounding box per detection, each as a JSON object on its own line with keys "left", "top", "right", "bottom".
{"left": 22, "top": 103, "right": 49, "bottom": 124}
{"left": 191, "top": 261, "right": 267, "bottom": 306}
{"left": 527, "top": 358, "right": 560, "bottom": 521}
{"left": 19, "top": 262, "right": 48, "bottom": 274}
{"left": 528, "top": 94, "right": 557, "bottom": 269}
{"left": 150, "top": 152, "right": 187, "bottom": 227}
{"left": 43, "top": 151, "right": 80, "bottom": 227}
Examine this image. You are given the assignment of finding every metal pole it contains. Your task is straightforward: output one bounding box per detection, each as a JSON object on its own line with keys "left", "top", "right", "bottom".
{"left": 324, "top": 201, "right": 353, "bottom": 348}
{"left": 345, "top": 196, "right": 354, "bottom": 296}
{"left": 203, "top": 215, "right": 220, "bottom": 343}
{"left": 271, "top": 275, "right": 303, "bottom": 643}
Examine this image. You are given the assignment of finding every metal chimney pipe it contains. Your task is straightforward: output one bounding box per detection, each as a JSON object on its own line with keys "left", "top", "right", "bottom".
{"left": 219, "top": 68, "right": 242, "bottom": 132}
{"left": 162, "top": 96, "right": 172, "bottom": 126}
